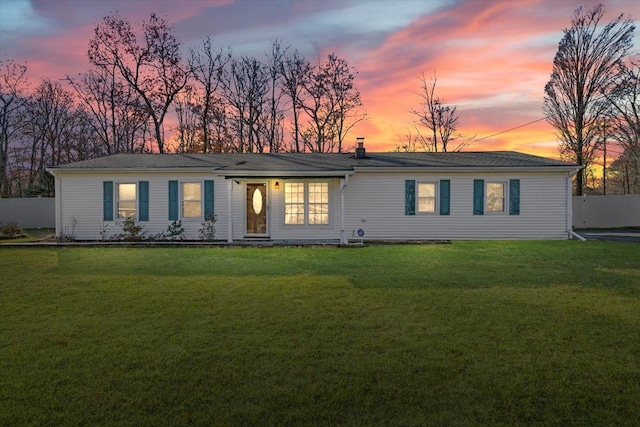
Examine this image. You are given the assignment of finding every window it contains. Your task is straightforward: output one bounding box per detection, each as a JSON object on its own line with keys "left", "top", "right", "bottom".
{"left": 405, "top": 180, "right": 449, "bottom": 216}
{"left": 486, "top": 182, "right": 505, "bottom": 212}
{"left": 308, "top": 183, "right": 329, "bottom": 224}
{"left": 104, "top": 181, "right": 148, "bottom": 221}
{"left": 182, "top": 182, "right": 202, "bottom": 218}
{"left": 473, "top": 179, "right": 519, "bottom": 216}
{"left": 117, "top": 183, "right": 137, "bottom": 218}
{"left": 284, "top": 182, "right": 305, "bottom": 225}
{"left": 284, "top": 182, "right": 329, "bottom": 225}
{"left": 417, "top": 183, "right": 437, "bottom": 213}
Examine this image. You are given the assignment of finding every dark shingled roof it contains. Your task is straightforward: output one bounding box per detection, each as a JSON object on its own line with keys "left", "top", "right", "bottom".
{"left": 50, "top": 151, "right": 577, "bottom": 173}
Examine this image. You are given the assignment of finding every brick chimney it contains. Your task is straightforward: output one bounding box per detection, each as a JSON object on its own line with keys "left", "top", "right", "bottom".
{"left": 355, "top": 137, "right": 366, "bottom": 159}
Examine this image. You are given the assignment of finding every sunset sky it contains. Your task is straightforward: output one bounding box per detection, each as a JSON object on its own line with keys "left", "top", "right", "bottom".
{"left": 1, "top": 0, "right": 638, "bottom": 159}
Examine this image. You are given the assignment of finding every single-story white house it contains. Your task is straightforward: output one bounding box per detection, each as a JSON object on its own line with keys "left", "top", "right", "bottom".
{"left": 47, "top": 143, "right": 582, "bottom": 242}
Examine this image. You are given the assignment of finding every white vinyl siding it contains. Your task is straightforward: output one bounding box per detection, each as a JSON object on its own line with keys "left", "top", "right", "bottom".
{"left": 54, "top": 173, "right": 228, "bottom": 241}
{"left": 53, "top": 170, "right": 570, "bottom": 241}
{"left": 344, "top": 172, "right": 570, "bottom": 240}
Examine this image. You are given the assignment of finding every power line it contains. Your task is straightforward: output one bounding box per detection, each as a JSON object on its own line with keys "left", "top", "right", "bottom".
{"left": 475, "top": 117, "right": 547, "bottom": 141}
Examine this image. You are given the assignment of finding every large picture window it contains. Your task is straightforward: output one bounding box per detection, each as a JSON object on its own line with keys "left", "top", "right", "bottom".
{"left": 117, "top": 183, "right": 137, "bottom": 218}
{"left": 182, "top": 182, "right": 202, "bottom": 218}
{"left": 284, "top": 182, "right": 329, "bottom": 225}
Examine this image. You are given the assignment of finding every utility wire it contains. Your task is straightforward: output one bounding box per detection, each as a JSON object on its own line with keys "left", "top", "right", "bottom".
{"left": 475, "top": 117, "right": 547, "bottom": 141}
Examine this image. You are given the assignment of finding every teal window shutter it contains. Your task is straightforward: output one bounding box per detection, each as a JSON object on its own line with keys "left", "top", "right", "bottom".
{"left": 103, "top": 181, "right": 113, "bottom": 221}
{"left": 473, "top": 179, "right": 484, "bottom": 215}
{"left": 139, "top": 181, "right": 149, "bottom": 221}
{"left": 509, "top": 179, "right": 520, "bottom": 215}
{"left": 204, "top": 180, "right": 214, "bottom": 219}
{"left": 168, "top": 180, "right": 178, "bottom": 220}
{"left": 405, "top": 180, "right": 415, "bottom": 215}
{"left": 439, "top": 180, "right": 450, "bottom": 215}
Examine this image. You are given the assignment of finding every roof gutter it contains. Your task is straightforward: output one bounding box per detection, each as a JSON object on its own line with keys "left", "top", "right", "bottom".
{"left": 352, "top": 166, "right": 580, "bottom": 173}
{"left": 221, "top": 170, "right": 354, "bottom": 178}
{"left": 47, "top": 167, "right": 222, "bottom": 174}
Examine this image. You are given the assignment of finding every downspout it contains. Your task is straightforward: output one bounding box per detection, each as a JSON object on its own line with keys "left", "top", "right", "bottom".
{"left": 340, "top": 174, "right": 349, "bottom": 245}
{"left": 566, "top": 168, "right": 586, "bottom": 241}
{"left": 47, "top": 169, "right": 62, "bottom": 237}
{"left": 227, "top": 179, "right": 233, "bottom": 243}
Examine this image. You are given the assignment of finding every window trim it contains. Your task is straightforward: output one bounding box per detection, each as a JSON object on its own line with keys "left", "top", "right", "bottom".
{"left": 416, "top": 182, "right": 438, "bottom": 214}
{"left": 485, "top": 181, "right": 507, "bottom": 214}
{"left": 283, "top": 181, "right": 331, "bottom": 226}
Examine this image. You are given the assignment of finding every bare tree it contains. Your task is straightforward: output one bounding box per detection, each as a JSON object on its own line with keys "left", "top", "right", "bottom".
{"left": 173, "top": 86, "right": 201, "bottom": 153}
{"left": 188, "top": 37, "right": 230, "bottom": 153}
{"left": 88, "top": 13, "right": 190, "bottom": 153}
{"left": 264, "top": 39, "right": 287, "bottom": 153}
{"left": 20, "top": 80, "right": 85, "bottom": 195}
{"left": 543, "top": 4, "right": 635, "bottom": 195}
{"left": 66, "top": 67, "right": 149, "bottom": 155}
{"left": 409, "top": 71, "right": 460, "bottom": 152}
{"left": 0, "top": 59, "right": 29, "bottom": 197}
{"left": 607, "top": 59, "right": 640, "bottom": 193}
{"left": 222, "top": 56, "right": 270, "bottom": 152}
{"left": 280, "top": 50, "right": 310, "bottom": 152}
{"left": 298, "top": 53, "right": 364, "bottom": 153}
{"left": 325, "top": 54, "right": 365, "bottom": 152}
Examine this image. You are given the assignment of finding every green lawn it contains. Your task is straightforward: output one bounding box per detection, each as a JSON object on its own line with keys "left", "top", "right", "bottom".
{"left": 1, "top": 242, "right": 639, "bottom": 426}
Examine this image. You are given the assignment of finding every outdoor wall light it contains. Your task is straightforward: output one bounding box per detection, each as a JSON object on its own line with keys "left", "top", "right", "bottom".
{"left": 274, "top": 181, "right": 280, "bottom": 189}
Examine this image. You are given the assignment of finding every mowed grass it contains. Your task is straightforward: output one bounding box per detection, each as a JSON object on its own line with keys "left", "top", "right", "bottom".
{"left": 1, "top": 242, "right": 639, "bottom": 426}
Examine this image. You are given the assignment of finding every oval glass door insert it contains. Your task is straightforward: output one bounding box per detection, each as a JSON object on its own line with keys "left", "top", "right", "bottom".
{"left": 252, "top": 188, "right": 263, "bottom": 214}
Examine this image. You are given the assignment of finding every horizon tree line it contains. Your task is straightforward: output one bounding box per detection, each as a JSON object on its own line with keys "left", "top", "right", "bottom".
{"left": 0, "top": 12, "right": 366, "bottom": 197}
{"left": 1, "top": 6, "right": 639, "bottom": 197}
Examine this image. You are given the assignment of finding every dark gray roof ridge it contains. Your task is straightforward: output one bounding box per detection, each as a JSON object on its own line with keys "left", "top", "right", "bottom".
{"left": 49, "top": 150, "right": 578, "bottom": 171}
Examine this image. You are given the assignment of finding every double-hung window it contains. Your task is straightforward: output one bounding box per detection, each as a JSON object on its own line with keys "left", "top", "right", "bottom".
{"left": 284, "top": 182, "right": 329, "bottom": 225}
{"left": 417, "top": 182, "right": 437, "bottom": 213}
{"left": 308, "top": 183, "right": 329, "bottom": 224}
{"left": 117, "top": 183, "right": 137, "bottom": 218}
{"left": 405, "top": 180, "right": 449, "bottom": 216}
{"left": 284, "top": 182, "right": 305, "bottom": 225}
{"left": 473, "top": 179, "right": 520, "bottom": 215}
{"left": 104, "top": 181, "right": 148, "bottom": 221}
{"left": 486, "top": 182, "right": 505, "bottom": 213}
{"left": 168, "top": 180, "right": 214, "bottom": 221}
{"left": 182, "top": 182, "right": 202, "bottom": 218}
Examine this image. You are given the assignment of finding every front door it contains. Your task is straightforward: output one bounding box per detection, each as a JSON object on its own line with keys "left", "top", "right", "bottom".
{"left": 246, "top": 183, "right": 267, "bottom": 235}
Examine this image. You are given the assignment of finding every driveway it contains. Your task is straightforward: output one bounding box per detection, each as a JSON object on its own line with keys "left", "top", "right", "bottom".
{"left": 575, "top": 228, "right": 640, "bottom": 243}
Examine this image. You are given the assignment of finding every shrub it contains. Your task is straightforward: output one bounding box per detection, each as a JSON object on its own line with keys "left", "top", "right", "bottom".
{"left": 113, "top": 217, "right": 147, "bottom": 242}
{"left": 164, "top": 220, "right": 184, "bottom": 241}
{"left": 0, "top": 222, "right": 24, "bottom": 236}
{"left": 198, "top": 214, "right": 217, "bottom": 241}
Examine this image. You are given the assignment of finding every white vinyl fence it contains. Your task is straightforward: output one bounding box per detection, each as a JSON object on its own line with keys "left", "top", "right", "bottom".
{"left": 0, "top": 198, "right": 56, "bottom": 228}
{"left": 572, "top": 195, "right": 640, "bottom": 228}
